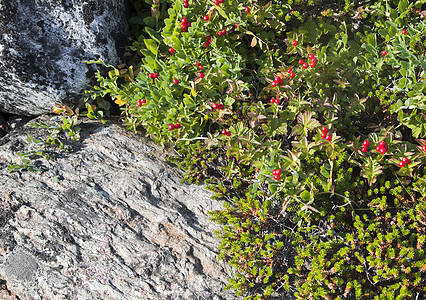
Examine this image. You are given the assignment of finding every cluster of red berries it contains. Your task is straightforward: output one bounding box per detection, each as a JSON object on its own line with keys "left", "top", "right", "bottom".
{"left": 214, "top": 0, "right": 224, "bottom": 5}
{"left": 299, "top": 53, "right": 316, "bottom": 69}
{"left": 183, "top": 0, "right": 189, "bottom": 8}
{"left": 217, "top": 29, "right": 227, "bottom": 36}
{"left": 181, "top": 17, "right": 192, "bottom": 32}
{"left": 137, "top": 99, "right": 146, "bottom": 106}
{"left": 361, "top": 139, "right": 370, "bottom": 152}
{"left": 196, "top": 60, "right": 203, "bottom": 70}
{"left": 320, "top": 126, "right": 332, "bottom": 141}
{"left": 398, "top": 157, "right": 410, "bottom": 168}
{"left": 286, "top": 67, "right": 296, "bottom": 79}
{"left": 272, "top": 169, "right": 282, "bottom": 181}
{"left": 271, "top": 75, "right": 284, "bottom": 87}
{"left": 270, "top": 97, "right": 280, "bottom": 104}
{"left": 375, "top": 140, "right": 388, "bottom": 154}
{"left": 221, "top": 129, "right": 231, "bottom": 136}
{"left": 149, "top": 72, "right": 159, "bottom": 83}
{"left": 168, "top": 123, "right": 181, "bottom": 130}
{"left": 204, "top": 35, "right": 212, "bottom": 47}
{"left": 212, "top": 103, "right": 224, "bottom": 109}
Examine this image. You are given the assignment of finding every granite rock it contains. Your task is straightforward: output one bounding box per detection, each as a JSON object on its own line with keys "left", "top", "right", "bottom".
{"left": 0, "top": 115, "right": 238, "bottom": 300}
{"left": 0, "top": 0, "right": 129, "bottom": 116}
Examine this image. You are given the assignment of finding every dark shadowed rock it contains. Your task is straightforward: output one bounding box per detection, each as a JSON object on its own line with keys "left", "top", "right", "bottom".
{"left": 0, "top": 115, "right": 238, "bottom": 300}
{"left": 0, "top": 0, "right": 129, "bottom": 116}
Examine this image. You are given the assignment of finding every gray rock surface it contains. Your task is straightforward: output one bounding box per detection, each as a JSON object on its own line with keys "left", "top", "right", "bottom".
{"left": 0, "top": 115, "right": 238, "bottom": 300}
{"left": 0, "top": 0, "right": 129, "bottom": 116}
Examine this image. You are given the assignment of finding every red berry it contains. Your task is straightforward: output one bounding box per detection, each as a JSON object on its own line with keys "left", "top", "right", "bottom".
{"left": 361, "top": 146, "right": 368, "bottom": 153}
{"left": 378, "top": 141, "right": 386, "bottom": 147}
{"left": 212, "top": 103, "right": 218, "bottom": 109}
{"left": 321, "top": 132, "right": 327, "bottom": 138}
{"left": 225, "top": 131, "right": 231, "bottom": 136}
{"left": 270, "top": 98, "right": 275, "bottom": 104}
{"left": 398, "top": 161, "right": 405, "bottom": 168}
{"left": 174, "top": 123, "right": 181, "bottom": 129}
{"left": 401, "top": 29, "right": 407, "bottom": 34}
{"left": 187, "top": 22, "right": 192, "bottom": 27}
{"left": 376, "top": 145, "right": 381, "bottom": 152}
{"left": 153, "top": 73, "right": 159, "bottom": 78}
{"left": 274, "top": 76, "right": 281, "bottom": 82}
{"left": 199, "top": 65, "right": 203, "bottom": 70}
{"left": 137, "top": 99, "right": 143, "bottom": 107}
{"left": 401, "top": 157, "right": 409, "bottom": 164}
{"left": 235, "top": 22, "right": 239, "bottom": 27}
{"left": 217, "top": 31, "right": 222, "bottom": 36}
{"left": 287, "top": 68, "right": 293, "bottom": 73}
{"left": 206, "top": 35, "right": 212, "bottom": 40}
{"left": 273, "top": 174, "right": 280, "bottom": 181}
{"left": 379, "top": 147, "right": 386, "bottom": 154}
{"left": 198, "top": 72, "right": 205, "bottom": 78}
{"left": 204, "top": 41, "right": 210, "bottom": 47}
{"left": 168, "top": 124, "right": 175, "bottom": 130}
{"left": 182, "top": 17, "right": 188, "bottom": 23}
{"left": 149, "top": 73, "right": 154, "bottom": 78}
{"left": 310, "top": 62, "right": 316, "bottom": 68}
{"left": 245, "top": 7, "right": 250, "bottom": 13}
{"left": 195, "top": 60, "right": 201, "bottom": 66}
{"left": 272, "top": 169, "right": 277, "bottom": 175}
{"left": 183, "top": 2, "right": 189, "bottom": 8}
{"left": 310, "top": 57, "right": 317, "bottom": 64}
{"left": 302, "top": 62, "right": 309, "bottom": 69}
{"left": 181, "top": 26, "right": 188, "bottom": 32}
{"left": 321, "top": 126, "right": 329, "bottom": 133}
{"left": 218, "top": 103, "right": 224, "bottom": 109}
{"left": 169, "top": 47, "right": 176, "bottom": 54}
{"left": 292, "top": 40, "right": 298, "bottom": 46}
{"left": 325, "top": 135, "right": 332, "bottom": 141}
{"left": 363, "top": 139, "right": 370, "bottom": 147}
{"left": 298, "top": 59, "right": 304, "bottom": 65}
{"left": 219, "top": 0, "right": 224, "bottom": 2}
{"left": 222, "top": 129, "right": 227, "bottom": 135}
{"left": 422, "top": 145, "right": 426, "bottom": 152}
{"left": 173, "top": 78, "right": 179, "bottom": 84}
{"left": 221, "top": 30, "right": 226, "bottom": 35}
{"left": 274, "top": 169, "right": 282, "bottom": 176}
{"left": 271, "top": 81, "right": 277, "bottom": 87}
{"left": 203, "top": 15, "right": 209, "bottom": 21}
{"left": 275, "top": 98, "right": 280, "bottom": 104}
{"left": 289, "top": 72, "right": 295, "bottom": 78}
{"left": 308, "top": 53, "right": 315, "bottom": 59}
{"left": 382, "top": 50, "right": 387, "bottom": 56}
{"left": 214, "top": 0, "right": 219, "bottom": 5}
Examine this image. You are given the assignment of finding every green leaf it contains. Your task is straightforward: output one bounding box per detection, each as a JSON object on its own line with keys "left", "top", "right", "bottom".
{"left": 398, "top": 0, "right": 409, "bottom": 13}
{"left": 398, "top": 77, "right": 407, "bottom": 89}
{"left": 360, "top": 157, "right": 383, "bottom": 186}
{"left": 300, "top": 190, "right": 311, "bottom": 202}
{"left": 215, "top": 5, "right": 228, "bottom": 20}
{"left": 144, "top": 39, "right": 158, "bottom": 56}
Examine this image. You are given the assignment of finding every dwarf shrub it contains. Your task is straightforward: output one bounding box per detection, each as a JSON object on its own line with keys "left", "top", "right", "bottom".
{"left": 85, "top": 0, "right": 426, "bottom": 298}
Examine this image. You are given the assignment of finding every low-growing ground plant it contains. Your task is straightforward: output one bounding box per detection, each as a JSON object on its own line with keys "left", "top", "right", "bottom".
{"left": 86, "top": 0, "right": 426, "bottom": 298}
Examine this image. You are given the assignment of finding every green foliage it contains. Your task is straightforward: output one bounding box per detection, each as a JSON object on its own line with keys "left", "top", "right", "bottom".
{"left": 85, "top": 0, "right": 426, "bottom": 298}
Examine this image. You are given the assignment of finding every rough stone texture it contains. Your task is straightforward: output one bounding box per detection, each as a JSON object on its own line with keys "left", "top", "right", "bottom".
{"left": 0, "top": 0, "right": 129, "bottom": 116}
{"left": 0, "top": 115, "right": 238, "bottom": 300}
